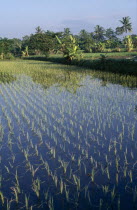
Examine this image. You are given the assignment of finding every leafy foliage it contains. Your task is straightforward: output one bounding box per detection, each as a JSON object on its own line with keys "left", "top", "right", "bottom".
{"left": 93, "top": 42, "right": 106, "bottom": 53}
{"left": 124, "top": 35, "right": 133, "bottom": 52}
{"left": 28, "top": 33, "right": 53, "bottom": 56}
{"left": 56, "top": 35, "right": 79, "bottom": 62}
{"left": 0, "top": 16, "right": 136, "bottom": 59}
{"left": 116, "top": 16, "right": 132, "bottom": 35}
{"left": 79, "top": 30, "right": 94, "bottom": 52}
{"left": 94, "top": 25, "right": 105, "bottom": 42}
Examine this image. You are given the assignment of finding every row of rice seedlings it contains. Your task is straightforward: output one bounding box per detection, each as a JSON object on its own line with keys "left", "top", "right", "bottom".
{"left": 4, "top": 79, "right": 117, "bottom": 167}
{"left": 0, "top": 105, "right": 14, "bottom": 134}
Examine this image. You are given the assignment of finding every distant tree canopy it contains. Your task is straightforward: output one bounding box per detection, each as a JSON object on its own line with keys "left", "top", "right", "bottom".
{"left": 105, "top": 28, "right": 117, "bottom": 40}
{"left": 0, "top": 16, "right": 136, "bottom": 58}
{"left": 131, "top": 35, "right": 137, "bottom": 48}
{"left": 94, "top": 25, "right": 105, "bottom": 42}
{"left": 28, "top": 33, "right": 53, "bottom": 55}
{"left": 0, "top": 38, "right": 13, "bottom": 54}
{"left": 78, "top": 30, "right": 94, "bottom": 52}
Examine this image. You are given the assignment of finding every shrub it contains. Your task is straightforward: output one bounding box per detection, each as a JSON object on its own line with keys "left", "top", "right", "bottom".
{"left": 92, "top": 42, "right": 106, "bottom": 53}
{"left": 4, "top": 53, "right": 15, "bottom": 60}
{"left": 113, "top": 47, "right": 121, "bottom": 52}
{"left": 0, "top": 53, "right": 4, "bottom": 60}
{"left": 56, "top": 35, "right": 79, "bottom": 62}
{"left": 106, "top": 49, "right": 112, "bottom": 53}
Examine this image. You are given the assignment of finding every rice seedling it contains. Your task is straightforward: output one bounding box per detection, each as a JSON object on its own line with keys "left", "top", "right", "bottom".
{"left": 0, "top": 191, "right": 5, "bottom": 205}
{"left": 50, "top": 147, "right": 56, "bottom": 159}
{"left": 59, "top": 178, "right": 64, "bottom": 194}
{"left": 60, "top": 160, "right": 69, "bottom": 174}
{"left": 52, "top": 173, "right": 58, "bottom": 188}
{"left": 48, "top": 196, "right": 54, "bottom": 210}
{"left": 11, "top": 187, "right": 19, "bottom": 203}
{"left": 73, "top": 174, "right": 80, "bottom": 191}
{"left": 25, "top": 194, "right": 30, "bottom": 210}
{"left": 6, "top": 199, "right": 12, "bottom": 210}
{"left": 111, "top": 186, "right": 116, "bottom": 203}
{"left": 99, "top": 199, "right": 103, "bottom": 210}
{"left": 102, "top": 185, "right": 109, "bottom": 195}
{"left": 129, "top": 170, "right": 133, "bottom": 183}
{"left": 15, "top": 170, "right": 21, "bottom": 193}
{"left": 30, "top": 165, "right": 39, "bottom": 178}
{"left": 32, "top": 178, "right": 41, "bottom": 198}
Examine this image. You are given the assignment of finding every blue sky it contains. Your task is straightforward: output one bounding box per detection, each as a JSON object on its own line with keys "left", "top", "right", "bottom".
{"left": 0, "top": 0, "right": 136, "bottom": 38}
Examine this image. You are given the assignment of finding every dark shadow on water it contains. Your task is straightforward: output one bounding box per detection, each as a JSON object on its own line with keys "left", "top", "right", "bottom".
{"left": 24, "top": 57, "right": 137, "bottom": 90}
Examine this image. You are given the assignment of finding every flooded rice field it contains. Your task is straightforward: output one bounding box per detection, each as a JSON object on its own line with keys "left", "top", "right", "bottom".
{"left": 0, "top": 61, "right": 137, "bottom": 209}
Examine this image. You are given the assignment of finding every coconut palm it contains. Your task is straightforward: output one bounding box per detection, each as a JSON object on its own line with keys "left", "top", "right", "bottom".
{"left": 63, "top": 28, "right": 71, "bottom": 36}
{"left": 116, "top": 16, "right": 132, "bottom": 35}
{"left": 105, "top": 28, "right": 117, "bottom": 40}
{"left": 35, "top": 26, "right": 44, "bottom": 34}
{"left": 94, "top": 25, "right": 105, "bottom": 42}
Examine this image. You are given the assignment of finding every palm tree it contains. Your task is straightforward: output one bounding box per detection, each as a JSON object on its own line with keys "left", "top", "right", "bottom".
{"left": 116, "top": 16, "right": 132, "bottom": 35}
{"left": 63, "top": 28, "right": 71, "bottom": 36}
{"left": 105, "top": 28, "right": 117, "bottom": 40}
{"left": 94, "top": 25, "right": 105, "bottom": 41}
{"left": 79, "top": 29, "right": 88, "bottom": 37}
{"left": 35, "top": 26, "right": 44, "bottom": 34}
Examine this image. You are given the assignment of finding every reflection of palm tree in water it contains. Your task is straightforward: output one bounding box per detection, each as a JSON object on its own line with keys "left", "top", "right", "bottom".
{"left": 64, "top": 71, "right": 71, "bottom": 81}
{"left": 135, "top": 106, "right": 137, "bottom": 112}
{"left": 100, "top": 80, "right": 108, "bottom": 87}
{"left": 100, "top": 77, "right": 108, "bottom": 87}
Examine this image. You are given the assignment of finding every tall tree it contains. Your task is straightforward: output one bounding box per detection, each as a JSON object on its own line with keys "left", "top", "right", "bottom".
{"left": 28, "top": 33, "right": 53, "bottom": 55}
{"left": 35, "top": 26, "right": 44, "bottom": 34}
{"left": 11, "top": 38, "right": 22, "bottom": 56}
{"left": 0, "top": 38, "right": 13, "bottom": 54}
{"left": 63, "top": 28, "right": 71, "bottom": 36}
{"left": 105, "top": 28, "right": 117, "bottom": 40}
{"left": 79, "top": 30, "right": 94, "bottom": 52}
{"left": 94, "top": 25, "right": 105, "bottom": 42}
{"left": 116, "top": 16, "right": 132, "bottom": 35}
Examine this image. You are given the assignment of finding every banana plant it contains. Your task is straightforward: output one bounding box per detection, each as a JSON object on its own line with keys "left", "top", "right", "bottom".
{"left": 22, "top": 46, "right": 29, "bottom": 57}
{"left": 124, "top": 35, "right": 133, "bottom": 52}
{"left": 56, "top": 35, "right": 79, "bottom": 62}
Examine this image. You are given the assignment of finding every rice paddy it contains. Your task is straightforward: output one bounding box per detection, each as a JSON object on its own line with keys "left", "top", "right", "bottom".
{"left": 0, "top": 60, "right": 137, "bottom": 209}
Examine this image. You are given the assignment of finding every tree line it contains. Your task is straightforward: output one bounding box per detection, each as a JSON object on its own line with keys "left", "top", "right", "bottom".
{"left": 0, "top": 16, "right": 137, "bottom": 60}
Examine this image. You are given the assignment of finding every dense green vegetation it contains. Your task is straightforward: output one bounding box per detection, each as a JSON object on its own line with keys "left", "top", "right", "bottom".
{"left": 0, "top": 16, "right": 137, "bottom": 77}
{"left": 0, "top": 16, "right": 137, "bottom": 61}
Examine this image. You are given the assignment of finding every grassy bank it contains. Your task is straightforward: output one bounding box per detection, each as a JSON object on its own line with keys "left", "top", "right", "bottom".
{"left": 25, "top": 52, "right": 137, "bottom": 76}
{"left": 51, "top": 51, "right": 137, "bottom": 59}
{"left": 83, "top": 51, "right": 137, "bottom": 59}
